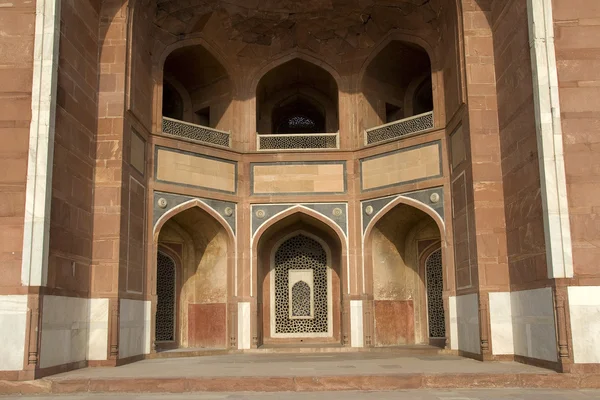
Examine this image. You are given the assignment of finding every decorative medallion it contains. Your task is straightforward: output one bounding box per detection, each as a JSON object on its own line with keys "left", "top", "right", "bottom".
{"left": 332, "top": 208, "right": 343, "bottom": 217}
{"left": 224, "top": 207, "right": 234, "bottom": 217}
{"left": 365, "top": 205, "right": 374, "bottom": 216}
{"left": 157, "top": 198, "right": 168, "bottom": 209}
{"left": 255, "top": 209, "right": 266, "bottom": 219}
{"left": 430, "top": 193, "right": 441, "bottom": 204}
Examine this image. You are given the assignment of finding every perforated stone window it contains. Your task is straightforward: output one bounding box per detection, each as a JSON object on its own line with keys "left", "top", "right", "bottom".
{"left": 291, "top": 281, "right": 311, "bottom": 318}
{"left": 426, "top": 248, "right": 445, "bottom": 339}
{"left": 156, "top": 251, "right": 176, "bottom": 342}
{"left": 271, "top": 234, "right": 332, "bottom": 337}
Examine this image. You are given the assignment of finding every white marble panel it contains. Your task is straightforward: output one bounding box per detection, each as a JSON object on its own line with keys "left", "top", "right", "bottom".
{"left": 489, "top": 292, "right": 514, "bottom": 355}
{"left": 454, "top": 294, "right": 480, "bottom": 354}
{"left": 350, "top": 300, "right": 364, "bottom": 348}
{"left": 238, "top": 302, "right": 251, "bottom": 350}
{"left": 527, "top": 0, "right": 574, "bottom": 279}
{"left": 511, "top": 287, "right": 557, "bottom": 362}
{"left": 87, "top": 299, "right": 109, "bottom": 361}
{"left": 449, "top": 296, "right": 458, "bottom": 351}
{"left": 40, "top": 296, "right": 89, "bottom": 368}
{"left": 0, "top": 295, "right": 28, "bottom": 371}
{"left": 288, "top": 269, "right": 314, "bottom": 319}
{"left": 21, "top": 0, "right": 62, "bottom": 287}
{"left": 119, "top": 299, "right": 151, "bottom": 359}
{"left": 568, "top": 286, "right": 600, "bottom": 364}
{"left": 144, "top": 301, "right": 152, "bottom": 354}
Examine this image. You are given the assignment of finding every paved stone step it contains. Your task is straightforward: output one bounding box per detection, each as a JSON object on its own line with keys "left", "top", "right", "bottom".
{"left": 3, "top": 373, "right": 600, "bottom": 395}
{"left": 148, "top": 345, "right": 445, "bottom": 359}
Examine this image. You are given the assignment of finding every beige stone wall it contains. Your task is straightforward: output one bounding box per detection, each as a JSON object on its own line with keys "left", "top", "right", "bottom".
{"left": 156, "top": 148, "right": 236, "bottom": 193}
{"left": 361, "top": 143, "right": 441, "bottom": 191}
{"left": 253, "top": 163, "right": 345, "bottom": 195}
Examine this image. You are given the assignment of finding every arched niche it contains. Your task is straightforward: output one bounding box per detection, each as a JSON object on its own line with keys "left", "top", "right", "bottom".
{"left": 256, "top": 58, "right": 339, "bottom": 134}
{"left": 254, "top": 211, "right": 347, "bottom": 347}
{"left": 364, "top": 202, "right": 447, "bottom": 347}
{"left": 153, "top": 205, "right": 234, "bottom": 350}
{"left": 161, "top": 44, "right": 234, "bottom": 130}
{"left": 360, "top": 40, "right": 434, "bottom": 130}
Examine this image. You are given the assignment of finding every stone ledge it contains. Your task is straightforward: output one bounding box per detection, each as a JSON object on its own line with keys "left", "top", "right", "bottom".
{"left": 3, "top": 373, "right": 600, "bottom": 395}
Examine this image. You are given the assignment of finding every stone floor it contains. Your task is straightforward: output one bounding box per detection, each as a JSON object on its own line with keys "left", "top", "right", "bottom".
{"left": 2, "top": 390, "right": 600, "bottom": 399}
{"left": 4, "top": 351, "right": 599, "bottom": 395}
{"left": 49, "top": 352, "right": 549, "bottom": 380}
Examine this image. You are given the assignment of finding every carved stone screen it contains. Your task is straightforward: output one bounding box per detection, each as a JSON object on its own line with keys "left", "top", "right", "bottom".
{"left": 425, "top": 248, "right": 445, "bottom": 339}
{"left": 272, "top": 234, "right": 332, "bottom": 337}
{"left": 156, "top": 251, "right": 176, "bottom": 342}
{"left": 291, "top": 281, "right": 312, "bottom": 317}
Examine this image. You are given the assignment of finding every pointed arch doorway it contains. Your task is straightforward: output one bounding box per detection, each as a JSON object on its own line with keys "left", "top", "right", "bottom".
{"left": 256, "top": 213, "right": 345, "bottom": 346}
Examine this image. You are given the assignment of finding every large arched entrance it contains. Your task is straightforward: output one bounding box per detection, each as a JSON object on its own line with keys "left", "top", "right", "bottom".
{"left": 364, "top": 201, "right": 447, "bottom": 348}
{"left": 153, "top": 205, "right": 234, "bottom": 351}
{"left": 256, "top": 212, "right": 345, "bottom": 346}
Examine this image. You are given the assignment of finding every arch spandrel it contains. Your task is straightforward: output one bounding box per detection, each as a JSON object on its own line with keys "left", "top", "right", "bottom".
{"left": 153, "top": 192, "right": 237, "bottom": 236}
{"left": 362, "top": 187, "right": 445, "bottom": 235}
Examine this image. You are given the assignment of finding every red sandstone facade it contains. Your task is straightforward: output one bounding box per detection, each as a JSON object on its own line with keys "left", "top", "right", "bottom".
{"left": 0, "top": 0, "right": 599, "bottom": 381}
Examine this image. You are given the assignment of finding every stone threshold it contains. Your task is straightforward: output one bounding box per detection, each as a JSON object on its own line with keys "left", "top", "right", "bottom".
{"left": 2, "top": 373, "right": 600, "bottom": 395}
{"left": 149, "top": 345, "right": 445, "bottom": 359}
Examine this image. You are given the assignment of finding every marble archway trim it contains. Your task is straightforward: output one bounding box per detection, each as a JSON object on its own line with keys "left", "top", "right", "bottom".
{"left": 153, "top": 191, "right": 237, "bottom": 235}
{"left": 361, "top": 187, "right": 444, "bottom": 234}
{"left": 251, "top": 203, "right": 348, "bottom": 238}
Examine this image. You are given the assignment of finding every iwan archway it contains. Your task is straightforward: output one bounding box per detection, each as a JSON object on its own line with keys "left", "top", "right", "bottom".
{"left": 255, "top": 211, "right": 346, "bottom": 347}
{"left": 152, "top": 201, "right": 236, "bottom": 351}
{"left": 363, "top": 198, "right": 448, "bottom": 348}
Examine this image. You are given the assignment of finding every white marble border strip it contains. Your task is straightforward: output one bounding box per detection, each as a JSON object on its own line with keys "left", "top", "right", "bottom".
{"left": 527, "top": 0, "right": 574, "bottom": 278}
{"left": 21, "top": 0, "right": 62, "bottom": 286}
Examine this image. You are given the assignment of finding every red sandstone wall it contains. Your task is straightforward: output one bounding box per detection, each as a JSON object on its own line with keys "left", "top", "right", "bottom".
{"left": 491, "top": 0, "right": 547, "bottom": 287}
{"left": 48, "top": 0, "right": 101, "bottom": 292}
{"left": 0, "top": 1, "right": 35, "bottom": 289}
{"left": 374, "top": 301, "right": 415, "bottom": 346}
{"left": 129, "top": 4, "right": 154, "bottom": 131}
{"left": 553, "top": 0, "right": 600, "bottom": 278}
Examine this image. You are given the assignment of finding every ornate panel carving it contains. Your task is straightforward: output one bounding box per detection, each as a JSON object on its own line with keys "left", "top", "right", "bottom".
{"left": 426, "top": 249, "right": 445, "bottom": 339}
{"left": 162, "top": 117, "right": 231, "bottom": 148}
{"left": 156, "top": 251, "right": 176, "bottom": 342}
{"left": 272, "top": 235, "right": 331, "bottom": 336}
{"left": 365, "top": 111, "right": 434, "bottom": 145}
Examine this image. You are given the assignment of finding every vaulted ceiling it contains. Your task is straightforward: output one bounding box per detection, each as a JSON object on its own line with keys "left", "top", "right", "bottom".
{"left": 153, "top": 0, "right": 443, "bottom": 52}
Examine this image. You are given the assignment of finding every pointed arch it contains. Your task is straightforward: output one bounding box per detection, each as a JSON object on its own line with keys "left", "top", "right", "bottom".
{"left": 358, "top": 31, "right": 438, "bottom": 85}
{"left": 251, "top": 205, "right": 348, "bottom": 297}
{"left": 153, "top": 198, "right": 235, "bottom": 243}
{"left": 362, "top": 194, "right": 447, "bottom": 297}
{"left": 152, "top": 198, "right": 237, "bottom": 298}
{"left": 250, "top": 50, "right": 343, "bottom": 95}
{"left": 157, "top": 37, "right": 236, "bottom": 86}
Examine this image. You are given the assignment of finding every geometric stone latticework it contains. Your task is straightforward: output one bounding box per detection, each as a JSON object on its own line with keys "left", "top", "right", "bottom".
{"left": 258, "top": 134, "right": 338, "bottom": 150}
{"left": 274, "top": 235, "right": 328, "bottom": 335}
{"left": 426, "top": 248, "right": 445, "bottom": 339}
{"left": 291, "top": 281, "right": 311, "bottom": 318}
{"left": 163, "top": 117, "right": 231, "bottom": 148}
{"left": 156, "top": 251, "right": 176, "bottom": 342}
{"left": 366, "top": 112, "right": 434, "bottom": 145}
